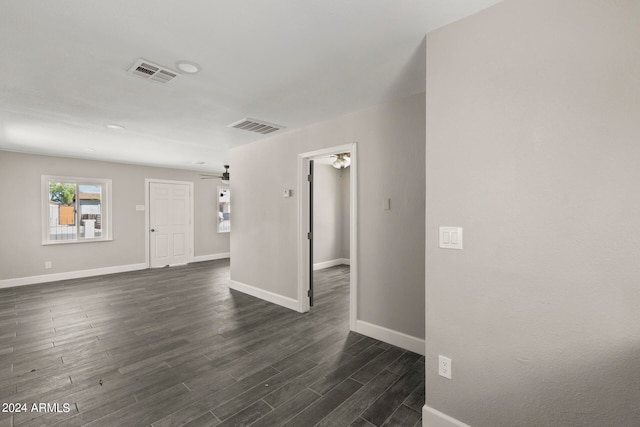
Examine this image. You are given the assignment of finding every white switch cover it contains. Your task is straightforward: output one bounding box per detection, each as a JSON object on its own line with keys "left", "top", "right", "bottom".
{"left": 439, "top": 355, "right": 452, "bottom": 379}
{"left": 282, "top": 189, "right": 292, "bottom": 198}
{"left": 135, "top": 205, "right": 145, "bottom": 211}
{"left": 439, "top": 227, "right": 463, "bottom": 250}
{"left": 383, "top": 198, "right": 391, "bottom": 211}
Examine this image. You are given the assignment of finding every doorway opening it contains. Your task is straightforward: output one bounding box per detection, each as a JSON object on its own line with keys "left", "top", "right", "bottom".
{"left": 298, "top": 143, "right": 357, "bottom": 330}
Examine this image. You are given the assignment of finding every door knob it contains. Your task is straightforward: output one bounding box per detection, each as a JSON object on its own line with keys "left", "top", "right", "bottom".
{"left": 150, "top": 229, "right": 156, "bottom": 232}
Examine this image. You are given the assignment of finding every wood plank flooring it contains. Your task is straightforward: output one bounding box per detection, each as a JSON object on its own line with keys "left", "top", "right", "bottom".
{"left": 0, "top": 260, "right": 424, "bottom": 426}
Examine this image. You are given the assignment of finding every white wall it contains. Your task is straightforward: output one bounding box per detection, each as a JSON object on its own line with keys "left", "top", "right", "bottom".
{"left": 313, "top": 163, "right": 349, "bottom": 265}
{"left": 425, "top": 0, "right": 640, "bottom": 425}
{"left": 231, "top": 92, "right": 425, "bottom": 340}
{"left": 0, "top": 151, "right": 229, "bottom": 284}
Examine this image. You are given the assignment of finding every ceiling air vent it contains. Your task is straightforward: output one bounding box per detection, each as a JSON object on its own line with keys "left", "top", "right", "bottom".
{"left": 228, "top": 118, "right": 285, "bottom": 135}
{"left": 127, "top": 59, "right": 179, "bottom": 84}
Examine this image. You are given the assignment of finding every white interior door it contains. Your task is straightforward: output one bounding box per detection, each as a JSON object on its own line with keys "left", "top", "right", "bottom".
{"left": 150, "top": 182, "right": 190, "bottom": 267}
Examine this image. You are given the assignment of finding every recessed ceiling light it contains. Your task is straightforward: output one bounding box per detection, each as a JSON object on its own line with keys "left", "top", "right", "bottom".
{"left": 191, "top": 161, "right": 207, "bottom": 165}
{"left": 84, "top": 147, "right": 95, "bottom": 152}
{"left": 176, "top": 61, "right": 200, "bottom": 74}
{"left": 106, "top": 124, "right": 125, "bottom": 130}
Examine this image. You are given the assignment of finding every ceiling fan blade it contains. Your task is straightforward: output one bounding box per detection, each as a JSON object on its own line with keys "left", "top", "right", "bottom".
{"left": 199, "top": 173, "right": 222, "bottom": 180}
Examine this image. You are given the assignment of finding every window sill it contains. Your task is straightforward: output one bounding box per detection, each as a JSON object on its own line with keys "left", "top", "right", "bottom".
{"left": 42, "top": 238, "right": 113, "bottom": 246}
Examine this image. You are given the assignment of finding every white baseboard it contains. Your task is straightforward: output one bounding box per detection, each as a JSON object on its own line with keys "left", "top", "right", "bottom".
{"left": 228, "top": 280, "right": 300, "bottom": 312}
{"left": 0, "top": 263, "right": 148, "bottom": 289}
{"left": 313, "top": 258, "right": 350, "bottom": 270}
{"left": 193, "top": 252, "right": 230, "bottom": 262}
{"left": 423, "top": 406, "right": 470, "bottom": 427}
{"left": 355, "top": 320, "right": 425, "bottom": 356}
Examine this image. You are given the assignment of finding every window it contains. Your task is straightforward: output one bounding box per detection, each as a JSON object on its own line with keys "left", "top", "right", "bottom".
{"left": 42, "top": 176, "right": 112, "bottom": 244}
{"left": 218, "top": 187, "right": 230, "bottom": 233}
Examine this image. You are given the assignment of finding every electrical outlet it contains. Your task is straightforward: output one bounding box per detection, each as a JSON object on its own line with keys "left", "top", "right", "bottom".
{"left": 45, "top": 261, "right": 52, "bottom": 269}
{"left": 438, "top": 355, "right": 452, "bottom": 379}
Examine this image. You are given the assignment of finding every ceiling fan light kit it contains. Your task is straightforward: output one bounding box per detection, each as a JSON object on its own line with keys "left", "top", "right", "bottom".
{"left": 221, "top": 165, "right": 230, "bottom": 184}
{"left": 332, "top": 153, "right": 351, "bottom": 169}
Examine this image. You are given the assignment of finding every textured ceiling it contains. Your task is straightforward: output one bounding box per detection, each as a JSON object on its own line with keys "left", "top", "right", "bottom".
{"left": 0, "top": 0, "right": 503, "bottom": 173}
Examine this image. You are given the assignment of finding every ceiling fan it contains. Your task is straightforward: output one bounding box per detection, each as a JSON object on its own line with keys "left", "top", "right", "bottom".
{"left": 200, "top": 165, "right": 230, "bottom": 184}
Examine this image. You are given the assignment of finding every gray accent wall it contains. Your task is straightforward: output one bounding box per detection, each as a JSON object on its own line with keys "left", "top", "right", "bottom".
{"left": 313, "top": 164, "right": 349, "bottom": 264}
{"left": 425, "top": 0, "right": 640, "bottom": 425}
{"left": 231, "top": 92, "right": 425, "bottom": 339}
{"left": 0, "top": 151, "right": 229, "bottom": 282}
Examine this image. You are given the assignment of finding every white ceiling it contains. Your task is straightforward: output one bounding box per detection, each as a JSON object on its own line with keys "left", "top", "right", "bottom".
{"left": 0, "top": 0, "right": 502, "bottom": 173}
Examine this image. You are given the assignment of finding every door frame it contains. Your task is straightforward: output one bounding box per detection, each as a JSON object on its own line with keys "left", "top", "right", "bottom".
{"left": 145, "top": 178, "right": 195, "bottom": 268}
{"left": 297, "top": 143, "right": 357, "bottom": 331}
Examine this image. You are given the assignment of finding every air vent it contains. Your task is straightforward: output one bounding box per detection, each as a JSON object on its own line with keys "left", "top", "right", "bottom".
{"left": 228, "top": 118, "right": 285, "bottom": 135}
{"left": 127, "top": 59, "right": 179, "bottom": 84}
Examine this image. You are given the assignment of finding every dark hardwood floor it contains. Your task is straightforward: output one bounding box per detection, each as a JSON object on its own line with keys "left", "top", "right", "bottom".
{"left": 0, "top": 260, "right": 424, "bottom": 426}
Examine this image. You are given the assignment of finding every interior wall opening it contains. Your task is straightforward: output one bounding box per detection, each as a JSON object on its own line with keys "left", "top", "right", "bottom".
{"left": 310, "top": 154, "right": 351, "bottom": 312}
{"left": 298, "top": 143, "right": 357, "bottom": 331}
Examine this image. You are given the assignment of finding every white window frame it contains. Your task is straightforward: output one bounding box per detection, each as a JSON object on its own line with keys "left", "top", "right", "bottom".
{"left": 41, "top": 175, "right": 113, "bottom": 245}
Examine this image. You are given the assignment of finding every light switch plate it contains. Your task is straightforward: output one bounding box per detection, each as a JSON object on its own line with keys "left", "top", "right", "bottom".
{"left": 282, "top": 189, "right": 292, "bottom": 198}
{"left": 135, "top": 205, "right": 145, "bottom": 211}
{"left": 439, "top": 227, "right": 463, "bottom": 250}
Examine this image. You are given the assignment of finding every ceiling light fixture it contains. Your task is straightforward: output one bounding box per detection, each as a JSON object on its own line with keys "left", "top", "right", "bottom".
{"left": 176, "top": 61, "right": 200, "bottom": 74}
{"left": 332, "top": 153, "right": 351, "bottom": 169}
{"left": 191, "top": 161, "right": 207, "bottom": 165}
{"left": 106, "top": 123, "right": 125, "bottom": 130}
